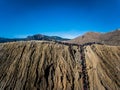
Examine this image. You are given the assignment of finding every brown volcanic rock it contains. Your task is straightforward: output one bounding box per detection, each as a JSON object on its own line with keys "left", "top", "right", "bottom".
{"left": 0, "top": 41, "right": 120, "bottom": 90}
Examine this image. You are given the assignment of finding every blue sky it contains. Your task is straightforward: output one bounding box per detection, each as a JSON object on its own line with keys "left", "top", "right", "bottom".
{"left": 0, "top": 0, "right": 120, "bottom": 39}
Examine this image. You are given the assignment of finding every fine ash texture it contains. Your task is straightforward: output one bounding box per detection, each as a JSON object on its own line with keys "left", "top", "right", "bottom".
{"left": 85, "top": 45, "right": 120, "bottom": 90}
{"left": 0, "top": 41, "right": 120, "bottom": 90}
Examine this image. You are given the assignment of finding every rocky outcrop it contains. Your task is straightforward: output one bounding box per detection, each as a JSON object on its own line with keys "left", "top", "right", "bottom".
{"left": 0, "top": 41, "right": 120, "bottom": 90}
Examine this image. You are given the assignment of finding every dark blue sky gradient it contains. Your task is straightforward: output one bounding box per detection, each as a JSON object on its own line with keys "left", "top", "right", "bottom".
{"left": 0, "top": 0, "right": 120, "bottom": 38}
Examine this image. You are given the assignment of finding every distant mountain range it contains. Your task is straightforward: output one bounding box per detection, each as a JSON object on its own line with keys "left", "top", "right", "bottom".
{"left": 0, "top": 34, "right": 70, "bottom": 43}
{"left": 0, "top": 29, "right": 120, "bottom": 46}
{"left": 26, "top": 34, "right": 70, "bottom": 41}
{"left": 0, "top": 30, "right": 120, "bottom": 89}
{"left": 68, "top": 29, "right": 120, "bottom": 46}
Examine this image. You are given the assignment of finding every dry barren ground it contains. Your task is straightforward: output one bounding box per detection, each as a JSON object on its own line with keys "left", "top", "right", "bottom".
{"left": 0, "top": 41, "right": 120, "bottom": 90}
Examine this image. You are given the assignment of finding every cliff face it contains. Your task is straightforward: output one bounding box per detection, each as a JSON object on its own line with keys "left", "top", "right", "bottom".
{"left": 0, "top": 41, "right": 120, "bottom": 90}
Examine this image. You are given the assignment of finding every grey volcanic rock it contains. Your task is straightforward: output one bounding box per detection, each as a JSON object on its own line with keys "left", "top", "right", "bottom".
{"left": 0, "top": 41, "right": 120, "bottom": 90}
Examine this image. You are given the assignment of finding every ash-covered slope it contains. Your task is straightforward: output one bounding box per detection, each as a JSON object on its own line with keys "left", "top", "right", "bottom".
{"left": 0, "top": 41, "right": 83, "bottom": 90}
{"left": 85, "top": 45, "right": 120, "bottom": 90}
{"left": 0, "top": 41, "right": 120, "bottom": 90}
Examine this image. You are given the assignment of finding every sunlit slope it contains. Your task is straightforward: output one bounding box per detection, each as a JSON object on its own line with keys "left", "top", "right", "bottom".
{"left": 85, "top": 45, "right": 120, "bottom": 90}
{"left": 68, "top": 30, "right": 120, "bottom": 46}
{"left": 0, "top": 41, "right": 120, "bottom": 90}
{"left": 0, "top": 41, "right": 82, "bottom": 90}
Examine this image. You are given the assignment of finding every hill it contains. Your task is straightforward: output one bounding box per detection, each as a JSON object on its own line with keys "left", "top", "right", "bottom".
{"left": 68, "top": 32, "right": 101, "bottom": 44}
{"left": 68, "top": 30, "right": 120, "bottom": 46}
{"left": 100, "top": 30, "right": 120, "bottom": 45}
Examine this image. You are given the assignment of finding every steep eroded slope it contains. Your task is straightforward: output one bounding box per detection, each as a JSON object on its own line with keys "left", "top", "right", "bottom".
{"left": 85, "top": 45, "right": 120, "bottom": 90}
{"left": 0, "top": 41, "right": 120, "bottom": 90}
{"left": 0, "top": 41, "right": 82, "bottom": 90}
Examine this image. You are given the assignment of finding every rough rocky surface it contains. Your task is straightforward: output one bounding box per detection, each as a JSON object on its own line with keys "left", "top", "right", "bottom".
{"left": 0, "top": 41, "right": 120, "bottom": 90}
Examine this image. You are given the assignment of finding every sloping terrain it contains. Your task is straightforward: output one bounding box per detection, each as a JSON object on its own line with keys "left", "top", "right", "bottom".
{"left": 68, "top": 32, "right": 101, "bottom": 44}
{"left": 85, "top": 45, "right": 120, "bottom": 90}
{"left": 0, "top": 41, "right": 83, "bottom": 90}
{"left": 100, "top": 30, "right": 120, "bottom": 45}
{"left": 0, "top": 41, "right": 120, "bottom": 90}
{"left": 68, "top": 30, "right": 120, "bottom": 46}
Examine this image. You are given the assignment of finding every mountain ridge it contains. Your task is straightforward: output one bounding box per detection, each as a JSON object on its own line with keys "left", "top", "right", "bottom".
{"left": 0, "top": 34, "right": 70, "bottom": 43}
{"left": 0, "top": 29, "right": 120, "bottom": 46}
{"left": 68, "top": 29, "right": 120, "bottom": 46}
